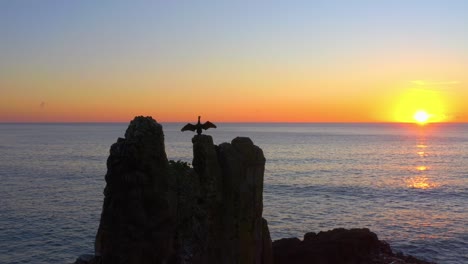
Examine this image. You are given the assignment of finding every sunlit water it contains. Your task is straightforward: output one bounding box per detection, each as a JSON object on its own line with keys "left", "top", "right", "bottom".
{"left": 0, "top": 123, "right": 467, "bottom": 263}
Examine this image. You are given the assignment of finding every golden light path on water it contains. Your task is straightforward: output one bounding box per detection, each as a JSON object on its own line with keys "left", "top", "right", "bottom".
{"left": 406, "top": 175, "right": 439, "bottom": 189}
{"left": 405, "top": 126, "right": 440, "bottom": 189}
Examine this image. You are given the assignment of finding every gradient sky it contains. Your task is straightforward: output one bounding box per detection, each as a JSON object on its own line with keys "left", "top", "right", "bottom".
{"left": 1, "top": 0, "right": 467, "bottom": 122}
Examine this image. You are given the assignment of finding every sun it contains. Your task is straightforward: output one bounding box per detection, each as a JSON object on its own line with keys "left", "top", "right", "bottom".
{"left": 413, "top": 110, "right": 430, "bottom": 124}
{"left": 392, "top": 88, "right": 452, "bottom": 123}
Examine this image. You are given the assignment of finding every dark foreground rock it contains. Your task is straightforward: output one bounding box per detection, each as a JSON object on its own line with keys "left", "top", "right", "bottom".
{"left": 73, "top": 116, "right": 434, "bottom": 264}
{"left": 94, "top": 116, "right": 173, "bottom": 264}
{"left": 273, "top": 228, "right": 436, "bottom": 264}
{"left": 84, "top": 116, "right": 271, "bottom": 264}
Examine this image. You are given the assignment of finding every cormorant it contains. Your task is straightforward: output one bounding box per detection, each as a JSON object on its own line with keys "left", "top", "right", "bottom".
{"left": 181, "top": 116, "right": 217, "bottom": 135}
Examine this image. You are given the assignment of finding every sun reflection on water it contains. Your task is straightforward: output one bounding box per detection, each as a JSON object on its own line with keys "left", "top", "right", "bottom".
{"left": 405, "top": 175, "right": 439, "bottom": 189}
{"left": 404, "top": 128, "right": 440, "bottom": 189}
{"left": 416, "top": 165, "right": 428, "bottom": 171}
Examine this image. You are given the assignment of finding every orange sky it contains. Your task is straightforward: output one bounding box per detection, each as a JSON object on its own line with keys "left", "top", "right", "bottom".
{"left": 1, "top": 1, "right": 467, "bottom": 123}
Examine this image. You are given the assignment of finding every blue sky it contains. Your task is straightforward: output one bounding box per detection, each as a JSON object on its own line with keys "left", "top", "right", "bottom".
{"left": 1, "top": 1, "right": 467, "bottom": 122}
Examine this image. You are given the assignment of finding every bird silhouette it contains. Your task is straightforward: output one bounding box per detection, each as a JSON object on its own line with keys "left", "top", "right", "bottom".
{"left": 181, "top": 116, "right": 217, "bottom": 135}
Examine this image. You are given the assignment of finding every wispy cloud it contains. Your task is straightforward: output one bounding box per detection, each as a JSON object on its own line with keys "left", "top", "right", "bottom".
{"left": 411, "top": 80, "right": 460, "bottom": 86}
{"left": 40, "top": 102, "right": 46, "bottom": 109}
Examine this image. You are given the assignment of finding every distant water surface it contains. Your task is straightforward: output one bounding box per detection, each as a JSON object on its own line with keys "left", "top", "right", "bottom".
{"left": 0, "top": 123, "right": 467, "bottom": 263}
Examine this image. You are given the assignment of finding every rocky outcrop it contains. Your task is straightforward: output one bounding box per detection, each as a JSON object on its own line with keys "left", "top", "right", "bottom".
{"left": 94, "top": 116, "right": 175, "bottom": 264}
{"left": 89, "top": 116, "right": 272, "bottom": 264}
{"left": 175, "top": 135, "right": 271, "bottom": 264}
{"left": 217, "top": 136, "right": 268, "bottom": 264}
{"left": 74, "top": 116, "right": 433, "bottom": 264}
{"left": 273, "top": 228, "right": 435, "bottom": 264}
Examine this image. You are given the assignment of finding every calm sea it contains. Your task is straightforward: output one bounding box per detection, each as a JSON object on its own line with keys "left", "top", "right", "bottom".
{"left": 0, "top": 123, "right": 467, "bottom": 264}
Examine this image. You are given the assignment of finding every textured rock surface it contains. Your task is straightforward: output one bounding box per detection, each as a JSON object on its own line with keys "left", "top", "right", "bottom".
{"left": 95, "top": 116, "right": 175, "bottom": 264}
{"left": 273, "top": 228, "right": 435, "bottom": 264}
{"left": 89, "top": 117, "right": 272, "bottom": 264}
{"left": 177, "top": 135, "right": 271, "bottom": 264}
{"left": 217, "top": 137, "right": 267, "bottom": 264}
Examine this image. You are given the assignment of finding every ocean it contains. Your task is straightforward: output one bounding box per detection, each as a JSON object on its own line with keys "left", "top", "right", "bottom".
{"left": 0, "top": 122, "right": 467, "bottom": 264}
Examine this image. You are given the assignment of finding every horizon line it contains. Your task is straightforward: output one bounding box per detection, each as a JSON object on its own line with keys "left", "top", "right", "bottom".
{"left": 1, "top": 121, "right": 467, "bottom": 125}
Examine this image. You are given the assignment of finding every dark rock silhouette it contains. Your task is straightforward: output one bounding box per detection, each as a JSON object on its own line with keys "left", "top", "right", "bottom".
{"left": 94, "top": 116, "right": 175, "bottom": 264}
{"left": 216, "top": 136, "right": 268, "bottom": 264}
{"left": 273, "top": 228, "right": 435, "bottom": 264}
{"left": 74, "top": 116, "right": 435, "bottom": 264}
{"left": 90, "top": 116, "right": 271, "bottom": 264}
{"left": 175, "top": 134, "right": 271, "bottom": 264}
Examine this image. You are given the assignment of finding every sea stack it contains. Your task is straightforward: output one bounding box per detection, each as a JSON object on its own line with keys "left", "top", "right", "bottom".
{"left": 94, "top": 116, "right": 175, "bottom": 264}
{"left": 91, "top": 116, "right": 272, "bottom": 264}
{"left": 76, "top": 116, "right": 435, "bottom": 264}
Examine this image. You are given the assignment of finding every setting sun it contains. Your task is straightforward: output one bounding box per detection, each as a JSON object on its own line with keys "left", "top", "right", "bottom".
{"left": 414, "top": 110, "right": 430, "bottom": 124}
{"left": 392, "top": 88, "right": 452, "bottom": 123}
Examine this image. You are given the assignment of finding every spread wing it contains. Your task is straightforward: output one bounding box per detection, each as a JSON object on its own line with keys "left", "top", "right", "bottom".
{"left": 202, "top": 121, "right": 217, "bottom": 130}
{"left": 181, "top": 123, "right": 196, "bottom": 132}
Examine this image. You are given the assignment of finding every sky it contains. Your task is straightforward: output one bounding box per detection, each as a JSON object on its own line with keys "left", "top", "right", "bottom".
{"left": 1, "top": 0, "right": 467, "bottom": 122}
